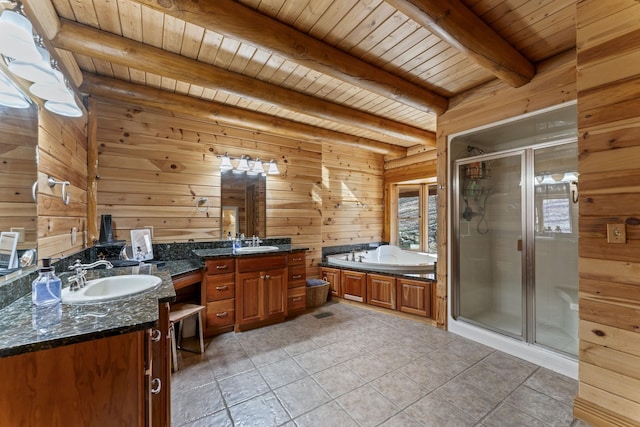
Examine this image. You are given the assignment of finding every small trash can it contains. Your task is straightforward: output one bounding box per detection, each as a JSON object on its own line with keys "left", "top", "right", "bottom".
{"left": 306, "top": 278, "right": 330, "bottom": 308}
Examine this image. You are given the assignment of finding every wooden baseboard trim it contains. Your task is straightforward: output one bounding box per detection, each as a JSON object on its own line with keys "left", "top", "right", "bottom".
{"left": 574, "top": 397, "right": 639, "bottom": 427}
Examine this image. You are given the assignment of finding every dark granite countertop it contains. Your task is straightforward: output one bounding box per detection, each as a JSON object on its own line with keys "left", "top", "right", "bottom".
{"left": 0, "top": 264, "right": 176, "bottom": 359}
{"left": 317, "top": 262, "right": 435, "bottom": 282}
{"left": 193, "top": 244, "right": 308, "bottom": 259}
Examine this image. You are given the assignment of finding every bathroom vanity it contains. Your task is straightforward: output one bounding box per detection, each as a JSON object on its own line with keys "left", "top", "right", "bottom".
{"left": 194, "top": 245, "right": 308, "bottom": 334}
{"left": 0, "top": 267, "right": 175, "bottom": 427}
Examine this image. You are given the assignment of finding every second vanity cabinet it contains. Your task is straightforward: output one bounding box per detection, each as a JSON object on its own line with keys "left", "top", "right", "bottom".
{"left": 200, "top": 250, "right": 308, "bottom": 334}
{"left": 236, "top": 254, "right": 287, "bottom": 331}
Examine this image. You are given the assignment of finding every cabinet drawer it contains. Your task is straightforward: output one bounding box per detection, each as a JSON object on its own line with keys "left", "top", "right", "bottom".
{"left": 288, "top": 253, "right": 306, "bottom": 265}
{"left": 206, "top": 299, "right": 235, "bottom": 327}
{"left": 288, "top": 265, "right": 306, "bottom": 286}
{"left": 205, "top": 258, "right": 235, "bottom": 275}
{"left": 287, "top": 287, "right": 306, "bottom": 311}
{"left": 237, "top": 255, "right": 287, "bottom": 272}
{"left": 206, "top": 272, "right": 235, "bottom": 301}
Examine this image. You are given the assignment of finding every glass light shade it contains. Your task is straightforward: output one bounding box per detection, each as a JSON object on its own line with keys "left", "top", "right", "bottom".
{"left": 0, "top": 11, "right": 40, "bottom": 62}
{"left": 219, "top": 153, "right": 233, "bottom": 171}
{"left": 8, "top": 47, "right": 61, "bottom": 84}
{"left": 251, "top": 158, "right": 265, "bottom": 175}
{"left": 44, "top": 100, "right": 83, "bottom": 118}
{"left": 30, "top": 80, "right": 74, "bottom": 103}
{"left": 237, "top": 156, "right": 250, "bottom": 171}
{"left": 0, "top": 90, "right": 30, "bottom": 108}
{"left": 267, "top": 159, "right": 280, "bottom": 175}
{"left": 0, "top": 69, "right": 30, "bottom": 108}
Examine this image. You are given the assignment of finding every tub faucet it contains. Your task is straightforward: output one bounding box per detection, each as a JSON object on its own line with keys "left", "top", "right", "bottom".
{"left": 68, "top": 259, "right": 113, "bottom": 292}
{"left": 351, "top": 250, "right": 356, "bottom": 262}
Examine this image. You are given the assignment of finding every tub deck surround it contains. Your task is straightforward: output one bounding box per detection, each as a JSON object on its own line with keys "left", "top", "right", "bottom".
{"left": 0, "top": 265, "right": 176, "bottom": 358}
{"left": 317, "top": 262, "right": 434, "bottom": 283}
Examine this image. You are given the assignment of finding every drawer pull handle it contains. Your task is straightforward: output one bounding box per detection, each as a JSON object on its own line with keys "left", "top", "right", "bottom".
{"left": 292, "top": 297, "right": 302, "bottom": 302}
{"left": 293, "top": 258, "right": 302, "bottom": 262}
{"left": 215, "top": 285, "right": 228, "bottom": 291}
{"left": 150, "top": 329, "right": 162, "bottom": 342}
{"left": 151, "top": 378, "right": 162, "bottom": 394}
{"left": 215, "top": 265, "right": 228, "bottom": 270}
{"left": 292, "top": 274, "right": 302, "bottom": 279}
{"left": 216, "top": 312, "right": 228, "bottom": 317}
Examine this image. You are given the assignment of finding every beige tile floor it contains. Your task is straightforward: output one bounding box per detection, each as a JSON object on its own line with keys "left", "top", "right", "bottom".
{"left": 171, "top": 301, "right": 591, "bottom": 427}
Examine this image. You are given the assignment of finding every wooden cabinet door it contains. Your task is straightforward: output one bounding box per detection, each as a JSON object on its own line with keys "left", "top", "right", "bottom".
{"left": 341, "top": 270, "right": 366, "bottom": 302}
{"left": 265, "top": 268, "right": 286, "bottom": 318}
{"left": 397, "top": 278, "right": 432, "bottom": 318}
{"left": 150, "top": 303, "right": 171, "bottom": 427}
{"left": 320, "top": 267, "right": 341, "bottom": 297}
{"left": 367, "top": 274, "right": 396, "bottom": 310}
{"left": 237, "top": 271, "right": 263, "bottom": 326}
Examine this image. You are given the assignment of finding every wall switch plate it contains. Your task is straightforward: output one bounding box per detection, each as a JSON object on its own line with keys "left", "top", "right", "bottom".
{"left": 144, "top": 226, "right": 154, "bottom": 238}
{"left": 71, "top": 227, "right": 77, "bottom": 245}
{"left": 607, "top": 223, "right": 626, "bottom": 244}
{"left": 10, "top": 227, "right": 25, "bottom": 243}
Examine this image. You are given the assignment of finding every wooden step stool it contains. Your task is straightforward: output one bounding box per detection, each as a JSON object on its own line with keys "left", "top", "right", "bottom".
{"left": 169, "top": 303, "right": 206, "bottom": 372}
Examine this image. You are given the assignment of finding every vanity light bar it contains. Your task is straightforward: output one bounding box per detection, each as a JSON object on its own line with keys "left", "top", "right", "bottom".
{"left": 218, "top": 153, "right": 280, "bottom": 175}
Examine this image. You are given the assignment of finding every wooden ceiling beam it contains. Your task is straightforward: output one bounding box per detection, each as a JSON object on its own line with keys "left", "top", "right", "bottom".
{"left": 80, "top": 73, "right": 409, "bottom": 157}
{"left": 51, "top": 19, "right": 431, "bottom": 146}
{"left": 131, "top": 0, "right": 448, "bottom": 115}
{"left": 386, "top": 0, "right": 535, "bottom": 87}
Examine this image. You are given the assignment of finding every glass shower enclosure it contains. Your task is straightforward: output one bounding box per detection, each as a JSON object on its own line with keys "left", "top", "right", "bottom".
{"left": 451, "top": 105, "right": 579, "bottom": 358}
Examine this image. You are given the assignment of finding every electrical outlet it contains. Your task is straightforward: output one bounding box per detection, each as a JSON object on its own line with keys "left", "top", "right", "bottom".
{"left": 10, "top": 227, "right": 25, "bottom": 243}
{"left": 606, "top": 223, "right": 626, "bottom": 244}
{"left": 144, "top": 226, "right": 154, "bottom": 238}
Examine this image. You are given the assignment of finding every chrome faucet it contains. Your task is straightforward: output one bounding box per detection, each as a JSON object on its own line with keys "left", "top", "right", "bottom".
{"left": 68, "top": 259, "right": 113, "bottom": 292}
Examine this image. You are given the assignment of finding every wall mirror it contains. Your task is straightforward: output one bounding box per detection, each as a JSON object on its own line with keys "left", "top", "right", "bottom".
{"left": 0, "top": 103, "right": 38, "bottom": 275}
{"left": 220, "top": 171, "right": 266, "bottom": 239}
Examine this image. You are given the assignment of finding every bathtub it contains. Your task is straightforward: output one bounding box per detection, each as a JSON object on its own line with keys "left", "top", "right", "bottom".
{"left": 326, "top": 245, "right": 436, "bottom": 274}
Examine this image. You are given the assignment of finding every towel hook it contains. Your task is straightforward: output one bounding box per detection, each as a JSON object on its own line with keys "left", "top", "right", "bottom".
{"left": 195, "top": 197, "right": 210, "bottom": 212}
{"left": 48, "top": 176, "right": 70, "bottom": 205}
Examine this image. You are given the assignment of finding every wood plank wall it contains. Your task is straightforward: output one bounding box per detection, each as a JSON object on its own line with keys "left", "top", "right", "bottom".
{"left": 435, "top": 50, "right": 577, "bottom": 329}
{"left": 574, "top": 1, "right": 640, "bottom": 425}
{"left": 93, "top": 99, "right": 386, "bottom": 278}
{"left": 0, "top": 105, "right": 38, "bottom": 249}
{"left": 322, "top": 143, "right": 384, "bottom": 247}
{"left": 37, "top": 109, "right": 88, "bottom": 259}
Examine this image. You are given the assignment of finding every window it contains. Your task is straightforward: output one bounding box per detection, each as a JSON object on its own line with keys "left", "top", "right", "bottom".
{"left": 395, "top": 183, "right": 437, "bottom": 253}
{"left": 535, "top": 182, "right": 573, "bottom": 234}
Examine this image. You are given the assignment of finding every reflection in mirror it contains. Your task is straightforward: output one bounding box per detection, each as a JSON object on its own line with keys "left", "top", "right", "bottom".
{"left": 220, "top": 171, "right": 266, "bottom": 239}
{"left": 221, "top": 206, "right": 238, "bottom": 239}
{"left": 0, "top": 103, "right": 38, "bottom": 273}
{"left": 0, "top": 231, "right": 19, "bottom": 270}
{"left": 131, "top": 229, "right": 154, "bottom": 261}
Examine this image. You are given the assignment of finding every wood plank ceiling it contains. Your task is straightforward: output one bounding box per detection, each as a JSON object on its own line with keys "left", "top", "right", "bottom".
{"left": 36, "top": 0, "right": 575, "bottom": 153}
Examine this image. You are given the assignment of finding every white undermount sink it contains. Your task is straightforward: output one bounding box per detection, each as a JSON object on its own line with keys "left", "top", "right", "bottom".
{"left": 235, "top": 245, "right": 280, "bottom": 253}
{"left": 62, "top": 274, "right": 162, "bottom": 304}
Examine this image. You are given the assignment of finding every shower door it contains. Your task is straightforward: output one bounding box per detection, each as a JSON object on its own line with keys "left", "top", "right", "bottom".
{"left": 454, "top": 152, "right": 525, "bottom": 339}
{"left": 454, "top": 142, "right": 579, "bottom": 356}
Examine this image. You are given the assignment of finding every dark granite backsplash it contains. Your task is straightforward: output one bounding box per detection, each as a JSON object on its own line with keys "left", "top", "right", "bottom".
{"left": 0, "top": 238, "right": 292, "bottom": 311}
{"left": 321, "top": 242, "right": 387, "bottom": 261}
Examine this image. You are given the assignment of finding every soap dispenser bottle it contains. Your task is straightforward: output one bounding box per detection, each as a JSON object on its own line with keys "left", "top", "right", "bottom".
{"left": 32, "top": 258, "right": 62, "bottom": 306}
